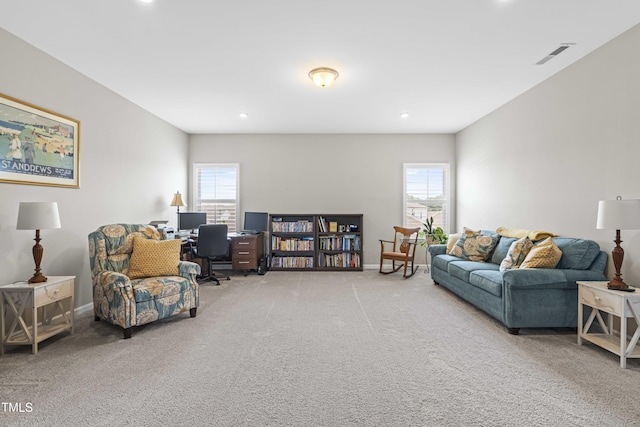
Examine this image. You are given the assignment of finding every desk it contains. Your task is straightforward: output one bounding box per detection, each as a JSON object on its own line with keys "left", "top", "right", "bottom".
{"left": 181, "top": 232, "right": 265, "bottom": 276}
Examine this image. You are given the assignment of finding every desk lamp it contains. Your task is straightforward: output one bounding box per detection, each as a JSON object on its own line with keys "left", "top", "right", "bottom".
{"left": 596, "top": 197, "right": 640, "bottom": 292}
{"left": 16, "top": 202, "right": 61, "bottom": 284}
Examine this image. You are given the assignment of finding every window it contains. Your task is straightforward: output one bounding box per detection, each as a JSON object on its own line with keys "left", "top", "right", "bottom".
{"left": 403, "top": 163, "right": 450, "bottom": 234}
{"left": 193, "top": 163, "right": 239, "bottom": 232}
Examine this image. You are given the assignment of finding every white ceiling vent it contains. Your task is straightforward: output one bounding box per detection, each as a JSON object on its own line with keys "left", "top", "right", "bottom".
{"left": 536, "top": 43, "right": 576, "bottom": 65}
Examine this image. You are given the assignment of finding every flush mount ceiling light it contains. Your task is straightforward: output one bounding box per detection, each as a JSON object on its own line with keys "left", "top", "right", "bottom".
{"left": 308, "top": 67, "right": 339, "bottom": 88}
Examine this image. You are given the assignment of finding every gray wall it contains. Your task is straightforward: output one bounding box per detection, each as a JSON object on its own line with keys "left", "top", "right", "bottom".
{"left": 456, "top": 23, "right": 640, "bottom": 284}
{"left": 189, "top": 134, "right": 456, "bottom": 265}
{"left": 0, "top": 29, "right": 189, "bottom": 307}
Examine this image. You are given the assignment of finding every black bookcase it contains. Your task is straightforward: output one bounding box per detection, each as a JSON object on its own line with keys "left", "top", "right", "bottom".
{"left": 269, "top": 214, "right": 363, "bottom": 271}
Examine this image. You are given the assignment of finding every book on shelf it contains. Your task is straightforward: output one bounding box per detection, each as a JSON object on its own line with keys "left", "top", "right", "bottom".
{"left": 329, "top": 221, "right": 337, "bottom": 232}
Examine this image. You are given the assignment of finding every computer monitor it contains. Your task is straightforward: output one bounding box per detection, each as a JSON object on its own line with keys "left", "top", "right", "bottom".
{"left": 243, "top": 212, "right": 268, "bottom": 233}
{"left": 178, "top": 212, "right": 207, "bottom": 232}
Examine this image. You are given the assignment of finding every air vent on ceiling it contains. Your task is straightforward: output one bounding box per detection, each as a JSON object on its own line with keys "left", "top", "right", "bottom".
{"left": 536, "top": 43, "right": 575, "bottom": 65}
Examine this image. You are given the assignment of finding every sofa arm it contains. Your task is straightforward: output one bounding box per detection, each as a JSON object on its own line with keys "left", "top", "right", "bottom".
{"left": 179, "top": 260, "right": 201, "bottom": 278}
{"left": 503, "top": 268, "right": 570, "bottom": 289}
{"left": 429, "top": 244, "right": 447, "bottom": 257}
{"left": 93, "top": 271, "right": 133, "bottom": 293}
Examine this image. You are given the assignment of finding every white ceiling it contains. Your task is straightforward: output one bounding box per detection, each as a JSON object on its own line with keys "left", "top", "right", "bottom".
{"left": 2, "top": 0, "right": 640, "bottom": 134}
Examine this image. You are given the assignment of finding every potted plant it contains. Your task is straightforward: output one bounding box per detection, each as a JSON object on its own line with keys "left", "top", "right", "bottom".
{"left": 422, "top": 216, "right": 448, "bottom": 246}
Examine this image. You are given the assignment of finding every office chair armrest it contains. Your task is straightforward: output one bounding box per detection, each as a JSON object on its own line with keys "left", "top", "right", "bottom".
{"left": 179, "top": 260, "right": 201, "bottom": 278}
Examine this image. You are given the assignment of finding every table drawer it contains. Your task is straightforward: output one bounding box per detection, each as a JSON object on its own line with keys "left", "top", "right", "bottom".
{"left": 233, "top": 258, "right": 258, "bottom": 269}
{"left": 232, "top": 237, "right": 258, "bottom": 250}
{"left": 34, "top": 279, "right": 73, "bottom": 307}
{"left": 580, "top": 286, "right": 623, "bottom": 316}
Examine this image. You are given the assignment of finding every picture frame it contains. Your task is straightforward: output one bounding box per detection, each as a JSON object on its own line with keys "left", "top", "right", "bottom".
{"left": 0, "top": 93, "right": 80, "bottom": 188}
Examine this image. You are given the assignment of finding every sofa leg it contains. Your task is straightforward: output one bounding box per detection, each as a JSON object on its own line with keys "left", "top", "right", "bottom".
{"left": 433, "top": 281, "right": 439, "bottom": 285}
{"left": 508, "top": 328, "right": 520, "bottom": 335}
{"left": 190, "top": 307, "right": 197, "bottom": 318}
{"left": 123, "top": 328, "right": 132, "bottom": 339}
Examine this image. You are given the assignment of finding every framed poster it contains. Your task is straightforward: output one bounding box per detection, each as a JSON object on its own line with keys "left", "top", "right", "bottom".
{"left": 0, "top": 93, "right": 80, "bottom": 188}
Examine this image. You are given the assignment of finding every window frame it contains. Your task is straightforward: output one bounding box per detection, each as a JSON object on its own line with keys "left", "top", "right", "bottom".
{"left": 192, "top": 163, "right": 240, "bottom": 232}
{"left": 402, "top": 163, "right": 450, "bottom": 236}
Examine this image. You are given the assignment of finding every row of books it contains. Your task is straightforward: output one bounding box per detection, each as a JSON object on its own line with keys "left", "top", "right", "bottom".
{"left": 318, "top": 235, "right": 361, "bottom": 251}
{"left": 271, "top": 236, "right": 314, "bottom": 251}
{"left": 317, "top": 216, "right": 336, "bottom": 233}
{"left": 318, "top": 253, "right": 361, "bottom": 268}
{"left": 271, "top": 220, "right": 313, "bottom": 233}
{"left": 270, "top": 256, "right": 315, "bottom": 269}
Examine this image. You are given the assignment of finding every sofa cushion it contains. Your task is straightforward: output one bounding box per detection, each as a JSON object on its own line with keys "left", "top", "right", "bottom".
{"left": 132, "top": 276, "right": 192, "bottom": 303}
{"left": 520, "top": 237, "right": 562, "bottom": 269}
{"left": 490, "top": 237, "right": 517, "bottom": 265}
{"left": 553, "top": 238, "right": 601, "bottom": 270}
{"left": 469, "top": 270, "right": 503, "bottom": 297}
{"left": 450, "top": 228, "right": 499, "bottom": 262}
{"left": 432, "top": 254, "right": 461, "bottom": 272}
{"left": 128, "top": 237, "right": 181, "bottom": 279}
{"left": 449, "top": 260, "right": 500, "bottom": 282}
{"left": 500, "top": 236, "right": 534, "bottom": 271}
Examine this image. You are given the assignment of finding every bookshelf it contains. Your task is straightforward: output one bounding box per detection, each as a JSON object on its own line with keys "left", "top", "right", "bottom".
{"left": 269, "top": 214, "right": 363, "bottom": 271}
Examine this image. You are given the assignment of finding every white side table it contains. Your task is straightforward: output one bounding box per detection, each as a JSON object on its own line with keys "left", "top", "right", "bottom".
{"left": 1, "top": 276, "right": 75, "bottom": 355}
{"left": 577, "top": 281, "right": 640, "bottom": 368}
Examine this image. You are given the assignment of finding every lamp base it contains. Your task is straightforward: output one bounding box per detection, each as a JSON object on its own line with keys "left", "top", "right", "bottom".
{"left": 28, "top": 273, "right": 48, "bottom": 285}
{"left": 607, "top": 279, "right": 636, "bottom": 292}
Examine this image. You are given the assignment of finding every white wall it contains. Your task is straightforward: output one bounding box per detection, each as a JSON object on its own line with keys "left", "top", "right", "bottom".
{"left": 0, "top": 29, "right": 189, "bottom": 307}
{"left": 189, "top": 134, "right": 456, "bottom": 265}
{"left": 456, "top": 23, "right": 640, "bottom": 284}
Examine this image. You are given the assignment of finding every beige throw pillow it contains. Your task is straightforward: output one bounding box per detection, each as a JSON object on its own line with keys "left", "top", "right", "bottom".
{"left": 519, "top": 237, "right": 562, "bottom": 269}
{"left": 500, "top": 236, "right": 533, "bottom": 271}
{"left": 446, "top": 233, "right": 460, "bottom": 254}
{"left": 128, "top": 237, "right": 181, "bottom": 279}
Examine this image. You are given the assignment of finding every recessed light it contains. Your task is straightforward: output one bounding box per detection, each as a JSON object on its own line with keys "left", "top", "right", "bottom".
{"left": 140, "top": 0, "right": 153, "bottom": 3}
{"left": 400, "top": 112, "right": 410, "bottom": 119}
{"left": 239, "top": 113, "right": 248, "bottom": 119}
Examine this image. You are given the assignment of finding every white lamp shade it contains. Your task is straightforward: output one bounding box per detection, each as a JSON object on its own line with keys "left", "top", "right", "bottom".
{"left": 596, "top": 199, "right": 640, "bottom": 230}
{"left": 16, "top": 202, "right": 61, "bottom": 230}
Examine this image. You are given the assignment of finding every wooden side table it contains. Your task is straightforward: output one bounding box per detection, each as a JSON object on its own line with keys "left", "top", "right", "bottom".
{"left": 577, "top": 281, "right": 640, "bottom": 368}
{"left": 1, "top": 276, "right": 75, "bottom": 355}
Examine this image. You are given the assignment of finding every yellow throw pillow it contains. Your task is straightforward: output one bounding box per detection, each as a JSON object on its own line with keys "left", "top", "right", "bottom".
{"left": 127, "top": 237, "right": 181, "bottom": 279}
{"left": 519, "top": 237, "right": 562, "bottom": 269}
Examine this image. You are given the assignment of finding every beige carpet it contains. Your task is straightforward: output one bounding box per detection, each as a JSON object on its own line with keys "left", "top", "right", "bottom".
{"left": 1, "top": 270, "right": 639, "bottom": 426}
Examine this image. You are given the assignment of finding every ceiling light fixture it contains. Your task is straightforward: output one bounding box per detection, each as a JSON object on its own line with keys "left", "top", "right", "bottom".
{"left": 239, "top": 112, "right": 248, "bottom": 119}
{"left": 400, "top": 112, "right": 410, "bottom": 119}
{"left": 308, "top": 67, "right": 339, "bottom": 88}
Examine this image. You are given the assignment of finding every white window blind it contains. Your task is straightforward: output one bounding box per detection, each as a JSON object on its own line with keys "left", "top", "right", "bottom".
{"left": 403, "top": 163, "right": 450, "bottom": 233}
{"left": 193, "top": 163, "right": 239, "bottom": 232}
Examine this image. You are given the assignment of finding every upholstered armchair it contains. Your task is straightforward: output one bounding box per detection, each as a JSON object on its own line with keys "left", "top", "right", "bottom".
{"left": 88, "top": 224, "right": 200, "bottom": 339}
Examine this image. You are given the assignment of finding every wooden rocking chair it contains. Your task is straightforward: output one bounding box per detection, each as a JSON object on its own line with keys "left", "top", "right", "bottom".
{"left": 379, "top": 226, "right": 421, "bottom": 278}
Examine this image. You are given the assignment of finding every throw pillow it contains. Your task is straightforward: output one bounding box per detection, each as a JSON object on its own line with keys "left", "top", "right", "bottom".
{"left": 446, "top": 233, "right": 460, "bottom": 254}
{"left": 499, "top": 236, "right": 534, "bottom": 271}
{"left": 450, "top": 228, "right": 499, "bottom": 262}
{"left": 127, "top": 237, "right": 181, "bottom": 279}
{"left": 519, "top": 237, "right": 562, "bottom": 269}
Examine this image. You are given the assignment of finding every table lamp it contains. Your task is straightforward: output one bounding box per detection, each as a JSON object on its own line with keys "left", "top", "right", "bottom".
{"left": 596, "top": 196, "right": 640, "bottom": 292}
{"left": 16, "top": 202, "right": 61, "bottom": 284}
{"left": 170, "top": 191, "right": 185, "bottom": 228}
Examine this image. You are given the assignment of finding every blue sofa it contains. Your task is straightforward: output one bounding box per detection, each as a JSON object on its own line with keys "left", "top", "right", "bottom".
{"left": 428, "top": 232, "right": 608, "bottom": 334}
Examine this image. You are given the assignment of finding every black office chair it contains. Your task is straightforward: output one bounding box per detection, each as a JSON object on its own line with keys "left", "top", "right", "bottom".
{"left": 190, "top": 224, "right": 231, "bottom": 285}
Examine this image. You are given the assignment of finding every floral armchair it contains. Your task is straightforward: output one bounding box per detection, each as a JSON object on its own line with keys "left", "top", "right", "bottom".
{"left": 88, "top": 224, "right": 200, "bottom": 339}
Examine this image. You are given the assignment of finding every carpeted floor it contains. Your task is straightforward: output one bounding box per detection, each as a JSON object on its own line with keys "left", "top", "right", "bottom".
{"left": 1, "top": 270, "right": 639, "bottom": 426}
